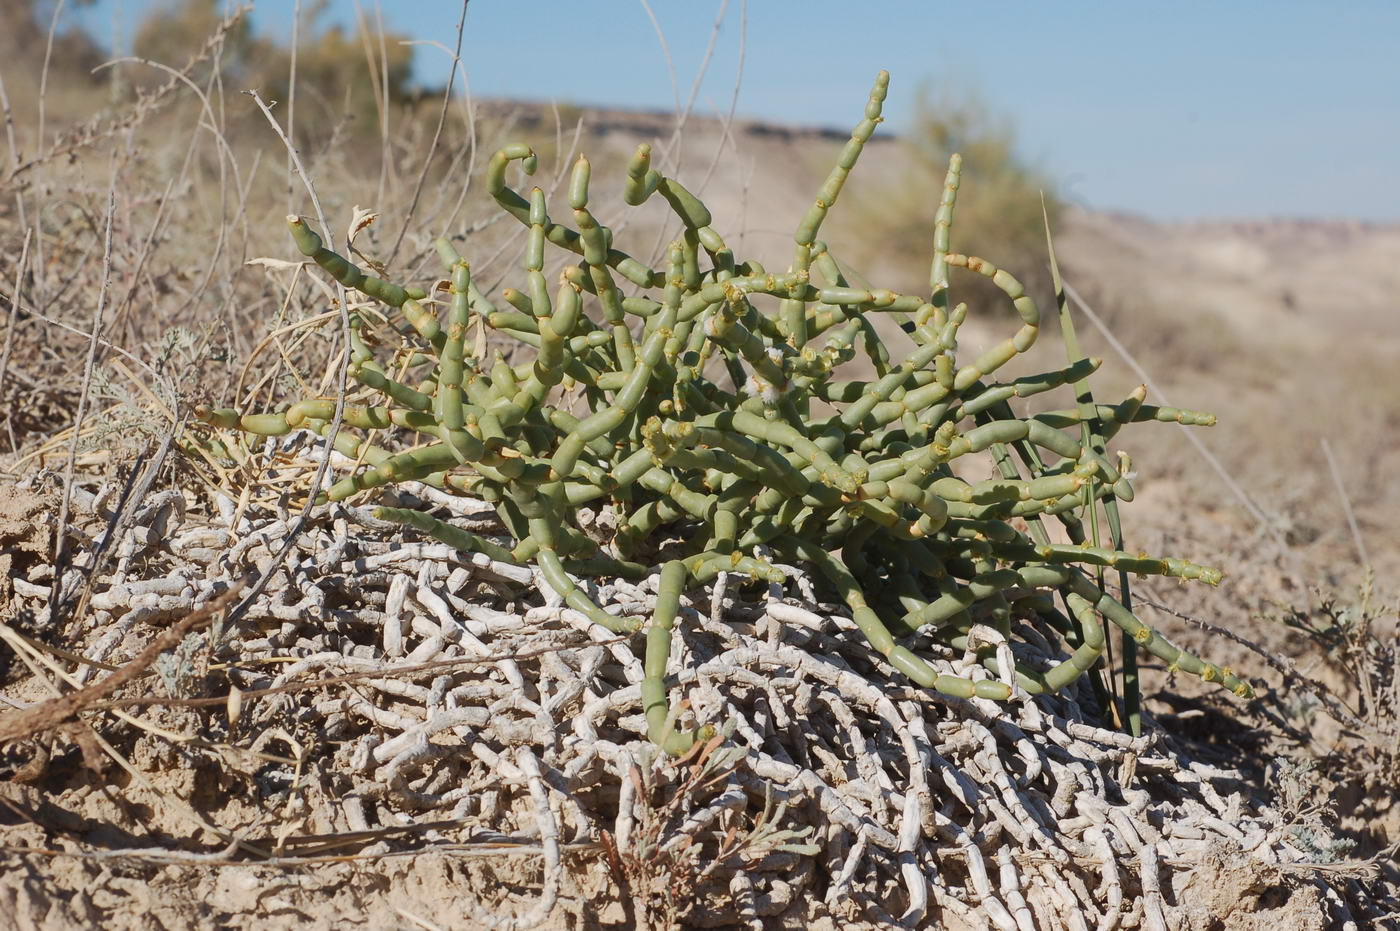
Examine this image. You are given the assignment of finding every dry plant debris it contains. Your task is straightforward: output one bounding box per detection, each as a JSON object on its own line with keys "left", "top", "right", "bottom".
{"left": 1, "top": 445, "right": 1391, "bottom": 928}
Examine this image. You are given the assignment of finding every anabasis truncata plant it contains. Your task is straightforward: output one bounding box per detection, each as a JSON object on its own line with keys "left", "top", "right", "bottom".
{"left": 197, "top": 71, "right": 1250, "bottom": 755}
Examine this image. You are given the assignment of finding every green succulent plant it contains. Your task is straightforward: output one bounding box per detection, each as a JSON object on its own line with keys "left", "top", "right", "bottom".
{"left": 196, "top": 72, "right": 1250, "bottom": 755}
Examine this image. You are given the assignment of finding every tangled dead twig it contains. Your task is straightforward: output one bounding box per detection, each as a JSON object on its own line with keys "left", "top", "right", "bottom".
{"left": 1, "top": 444, "right": 1395, "bottom": 928}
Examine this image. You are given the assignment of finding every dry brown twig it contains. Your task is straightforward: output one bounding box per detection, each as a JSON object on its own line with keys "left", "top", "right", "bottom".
{"left": 0, "top": 584, "right": 243, "bottom": 744}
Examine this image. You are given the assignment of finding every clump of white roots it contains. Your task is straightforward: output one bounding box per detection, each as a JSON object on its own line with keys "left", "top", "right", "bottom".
{"left": 3, "top": 432, "right": 1386, "bottom": 929}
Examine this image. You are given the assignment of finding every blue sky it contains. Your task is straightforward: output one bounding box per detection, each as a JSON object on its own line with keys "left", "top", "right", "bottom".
{"left": 75, "top": 0, "right": 1400, "bottom": 221}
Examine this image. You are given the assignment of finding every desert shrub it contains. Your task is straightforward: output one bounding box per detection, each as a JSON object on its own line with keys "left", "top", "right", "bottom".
{"left": 196, "top": 73, "right": 1249, "bottom": 756}
{"left": 131, "top": 0, "right": 414, "bottom": 133}
{"left": 0, "top": 0, "right": 105, "bottom": 88}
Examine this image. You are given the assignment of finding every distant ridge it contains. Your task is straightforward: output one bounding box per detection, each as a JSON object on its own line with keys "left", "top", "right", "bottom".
{"left": 472, "top": 98, "right": 894, "bottom": 145}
